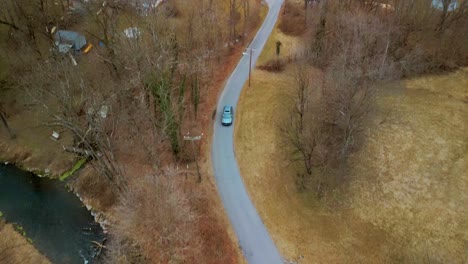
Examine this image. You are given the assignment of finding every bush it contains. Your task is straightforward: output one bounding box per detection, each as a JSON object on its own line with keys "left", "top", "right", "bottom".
{"left": 111, "top": 174, "right": 201, "bottom": 263}
{"left": 258, "top": 58, "right": 286, "bottom": 72}
{"left": 279, "top": 2, "right": 307, "bottom": 36}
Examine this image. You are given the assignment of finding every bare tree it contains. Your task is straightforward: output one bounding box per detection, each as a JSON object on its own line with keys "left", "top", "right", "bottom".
{"left": 436, "top": 0, "right": 468, "bottom": 31}
{"left": 0, "top": 1, "right": 261, "bottom": 262}
{"left": 284, "top": 62, "right": 322, "bottom": 190}
{"left": 227, "top": 0, "right": 256, "bottom": 45}
{"left": 111, "top": 172, "right": 201, "bottom": 263}
{"left": 289, "top": 2, "right": 395, "bottom": 195}
{"left": 23, "top": 58, "right": 128, "bottom": 192}
{"left": 0, "top": 0, "right": 65, "bottom": 56}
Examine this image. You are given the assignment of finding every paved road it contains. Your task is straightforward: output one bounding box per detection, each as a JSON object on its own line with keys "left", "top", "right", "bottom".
{"left": 211, "top": 0, "right": 284, "bottom": 264}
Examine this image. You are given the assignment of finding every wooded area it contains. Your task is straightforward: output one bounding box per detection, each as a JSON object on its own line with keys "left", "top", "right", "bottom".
{"left": 0, "top": 0, "right": 262, "bottom": 262}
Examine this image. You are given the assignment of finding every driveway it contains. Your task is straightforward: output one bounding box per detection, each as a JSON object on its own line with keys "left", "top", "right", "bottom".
{"left": 211, "top": 0, "right": 284, "bottom": 263}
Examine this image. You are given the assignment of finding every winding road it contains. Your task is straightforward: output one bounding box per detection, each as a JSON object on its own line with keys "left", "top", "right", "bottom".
{"left": 211, "top": 0, "right": 284, "bottom": 263}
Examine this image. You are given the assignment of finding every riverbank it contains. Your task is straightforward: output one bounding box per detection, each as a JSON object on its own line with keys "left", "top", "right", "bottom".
{"left": 0, "top": 82, "right": 76, "bottom": 177}
{"left": 0, "top": 220, "right": 50, "bottom": 264}
{"left": 0, "top": 113, "right": 111, "bottom": 250}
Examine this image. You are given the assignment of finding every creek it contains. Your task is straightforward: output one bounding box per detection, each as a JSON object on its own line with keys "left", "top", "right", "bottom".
{"left": 0, "top": 163, "right": 105, "bottom": 264}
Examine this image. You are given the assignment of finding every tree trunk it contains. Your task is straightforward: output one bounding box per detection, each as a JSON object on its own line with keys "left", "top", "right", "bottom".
{"left": 0, "top": 111, "right": 15, "bottom": 139}
{"left": 438, "top": 0, "right": 451, "bottom": 31}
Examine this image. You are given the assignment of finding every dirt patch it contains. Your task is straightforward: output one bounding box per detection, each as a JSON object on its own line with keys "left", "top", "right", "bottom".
{"left": 0, "top": 221, "right": 50, "bottom": 264}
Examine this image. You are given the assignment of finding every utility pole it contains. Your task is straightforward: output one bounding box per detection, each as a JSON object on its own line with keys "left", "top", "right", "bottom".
{"left": 183, "top": 133, "right": 203, "bottom": 183}
{"left": 249, "top": 48, "right": 252, "bottom": 87}
{"left": 243, "top": 48, "right": 255, "bottom": 87}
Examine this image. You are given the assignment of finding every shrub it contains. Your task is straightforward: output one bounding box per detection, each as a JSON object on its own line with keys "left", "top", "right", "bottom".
{"left": 279, "top": 2, "right": 307, "bottom": 36}
{"left": 258, "top": 58, "right": 286, "bottom": 72}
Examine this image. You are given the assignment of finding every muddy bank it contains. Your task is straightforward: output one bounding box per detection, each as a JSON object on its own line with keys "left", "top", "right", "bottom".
{"left": 0, "top": 134, "right": 74, "bottom": 178}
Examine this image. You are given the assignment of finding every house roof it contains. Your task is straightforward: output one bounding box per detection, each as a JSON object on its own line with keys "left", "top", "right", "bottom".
{"left": 54, "top": 30, "right": 87, "bottom": 53}
{"left": 432, "top": 0, "right": 459, "bottom": 12}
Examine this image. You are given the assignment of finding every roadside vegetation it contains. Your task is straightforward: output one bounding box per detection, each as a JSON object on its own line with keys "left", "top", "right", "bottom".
{"left": 236, "top": 0, "right": 467, "bottom": 262}
{"left": 0, "top": 0, "right": 263, "bottom": 262}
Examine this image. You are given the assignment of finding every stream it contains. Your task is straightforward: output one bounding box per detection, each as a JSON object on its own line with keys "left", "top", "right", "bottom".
{"left": 0, "top": 163, "right": 105, "bottom": 264}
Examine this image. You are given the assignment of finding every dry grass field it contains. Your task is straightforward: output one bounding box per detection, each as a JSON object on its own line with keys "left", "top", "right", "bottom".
{"left": 234, "top": 22, "right": 468, "bottom": 263}
{"left": 349, "top": 68, "right": 468, "bottom": 262}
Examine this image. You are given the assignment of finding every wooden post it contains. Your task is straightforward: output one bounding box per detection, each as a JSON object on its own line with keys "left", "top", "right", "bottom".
{"left": 249, "top": 48, "right": 252, "bottom": 87}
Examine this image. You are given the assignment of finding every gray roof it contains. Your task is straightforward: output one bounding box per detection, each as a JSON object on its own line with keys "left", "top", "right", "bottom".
{"left": 54, "top": 30, "right": 87, "bottom": 53}
{"left": 432, "top": 0, "right": 458, "bottom": 11}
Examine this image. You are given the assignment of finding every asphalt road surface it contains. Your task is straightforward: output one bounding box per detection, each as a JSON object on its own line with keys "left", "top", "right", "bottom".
{"left": 211, "top": 0, "right": 284, "bottom": 263}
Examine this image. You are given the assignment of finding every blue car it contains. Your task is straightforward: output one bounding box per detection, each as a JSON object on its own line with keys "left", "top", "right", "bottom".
{"left": 221, "top": 106, "right": 234, "bottom": 126}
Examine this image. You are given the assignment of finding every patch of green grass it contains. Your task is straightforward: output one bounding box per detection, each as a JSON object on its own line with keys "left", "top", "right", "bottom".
{"left": 13, "top": 223, "right": 27, "bottom": 237}
{"left": 0, "top": 211, "right": 3, "bottom": 217}
{"left": 60, "top": 158, "right": 87, "bottom": 181}
{"left": 12, "top": 223, "right": 34, "bottom": 244}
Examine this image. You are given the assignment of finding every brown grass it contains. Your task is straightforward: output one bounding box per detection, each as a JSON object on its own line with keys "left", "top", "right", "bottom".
{"left": 0, "top": 89, "right": 75, "bottom": 176}
{"left": 234, "top": 4, "right": 468, "bottom": 262}
{"left": 0, "top": 221, "right": 50, "bottom": 264}
{"left": 348, "top": 67, "right": 468, "bottom": 262}
{"left": 189, "top": 172, "right": 240, "bottom": 264}
{"left": 235, "top": 66, "right": 392, "bottom": 263}
{"left": 257, "top": 26, "right": 299, "bottom": 66}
